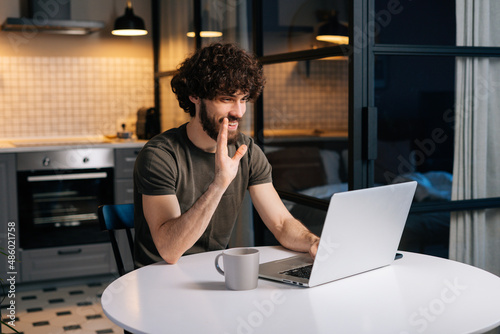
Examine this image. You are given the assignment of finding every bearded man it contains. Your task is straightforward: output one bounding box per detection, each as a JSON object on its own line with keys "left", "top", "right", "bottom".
{"left": 133, "top": 43, "right": 319, "bottom": 267}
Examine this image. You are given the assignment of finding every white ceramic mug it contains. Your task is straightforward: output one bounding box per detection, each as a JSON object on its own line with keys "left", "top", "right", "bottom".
{"left": 215, "top": 248, "right": 260, "bottom": 290}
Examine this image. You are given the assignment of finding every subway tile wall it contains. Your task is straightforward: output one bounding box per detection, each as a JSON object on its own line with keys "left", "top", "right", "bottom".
{"left": 0, "top": 57, "right": 154, "bottom": 139}
{"left": 263, "top": 59, "right": 348, "bottom": 132}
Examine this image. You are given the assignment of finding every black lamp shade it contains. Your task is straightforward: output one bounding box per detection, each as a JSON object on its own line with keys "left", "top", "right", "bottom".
{"left": 112, "top": 3, "right": 147, "bottom": 36}
{"left": 316, "top": 12, "right": 348, "bottom": 44}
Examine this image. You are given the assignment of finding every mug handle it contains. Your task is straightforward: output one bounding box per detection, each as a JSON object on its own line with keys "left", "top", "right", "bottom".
{"left": 215, "top": 253, "right": 224, "bottom": 276}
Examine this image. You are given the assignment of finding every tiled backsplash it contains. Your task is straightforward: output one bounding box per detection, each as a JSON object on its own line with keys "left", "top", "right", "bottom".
{"left": 0, "top": 55, "right": 348, "bottom": 139}
{"left": 159, "top": 58, "right": 349, "bottom": 137}
{"left": 0, "top": 56, "right": 154, "bottom": 139}
{"left": 264, "top": 59, "right": 348, "bottom": 132}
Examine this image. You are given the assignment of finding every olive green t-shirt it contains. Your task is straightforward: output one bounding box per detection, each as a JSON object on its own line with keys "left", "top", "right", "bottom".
{"left": 133, "top": 123, "right": 272, "bottom": 267}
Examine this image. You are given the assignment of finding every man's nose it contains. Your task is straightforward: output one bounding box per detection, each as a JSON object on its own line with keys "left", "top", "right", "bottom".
{"left": 231, "top": 101, "right": 246, "bottom": 118}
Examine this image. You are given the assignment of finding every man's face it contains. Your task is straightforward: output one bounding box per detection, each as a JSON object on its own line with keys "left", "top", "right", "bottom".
{"left": 198, "top": 92, "right": 248, "bottom": 145}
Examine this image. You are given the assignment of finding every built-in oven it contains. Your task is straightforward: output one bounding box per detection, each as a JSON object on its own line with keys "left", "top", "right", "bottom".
{"left": 17, "top": 148, "right": 114, "bottom": 249}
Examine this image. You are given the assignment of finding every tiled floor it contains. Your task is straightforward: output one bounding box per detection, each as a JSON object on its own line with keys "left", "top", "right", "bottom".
{"left": 1, "top": 280, "right": 123, "bottom": 334}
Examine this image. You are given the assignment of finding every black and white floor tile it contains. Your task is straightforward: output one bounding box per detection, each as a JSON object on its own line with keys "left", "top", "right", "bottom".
{"left": 2, "top": 281, "right": 122, "bottom": 334}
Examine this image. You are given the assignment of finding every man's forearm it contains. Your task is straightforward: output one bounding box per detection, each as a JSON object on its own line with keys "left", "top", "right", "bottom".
{"left": 154, "top": 181, "right": 227, "bottom": 264}
{"left": 151, "top": 118, "right": 248, "bottom": 264}
{"left": 249, "top": 183, "right": 320, "bottom": 258}
{"left": 273, "top": 217, "right": 320, "bottom": 258}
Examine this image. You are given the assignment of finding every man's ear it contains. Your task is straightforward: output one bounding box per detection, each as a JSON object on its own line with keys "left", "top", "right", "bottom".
{"left": 189, "top": 96, "right": 200, "bottom": 104}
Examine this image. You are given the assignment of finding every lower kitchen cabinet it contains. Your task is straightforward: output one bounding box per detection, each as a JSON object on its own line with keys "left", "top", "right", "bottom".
{"left": 1, "top": 145, "right": 144, "bottom": 283}
{"left": 114, "top": 148, "right": 140, "bottom": 204}
{"left": 20, "top": 244, "right": 114, "bottom": 282}
{"left": 114, "top": 178, "right": 134, "bottom": 204}
{"left": 112, "top": 148, "right": 140, "bottom": 272}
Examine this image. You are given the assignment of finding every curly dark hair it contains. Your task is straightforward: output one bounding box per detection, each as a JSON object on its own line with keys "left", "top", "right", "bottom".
{"left": 171, "top": 43, "right": 265, "bottom": 117}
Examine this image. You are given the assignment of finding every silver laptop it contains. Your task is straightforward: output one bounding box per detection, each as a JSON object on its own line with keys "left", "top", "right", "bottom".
{"left": 259, "top": 181, "right": 417, "bottom": 287}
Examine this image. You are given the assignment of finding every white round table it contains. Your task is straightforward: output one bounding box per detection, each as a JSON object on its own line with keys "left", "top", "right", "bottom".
{"left": 102, "top": 246, "right": 500, "bottom": 334}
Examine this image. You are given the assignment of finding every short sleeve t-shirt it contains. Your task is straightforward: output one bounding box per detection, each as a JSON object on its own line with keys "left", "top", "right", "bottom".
{"left": 133, "top": 123, "right": 272, "bottom": 267}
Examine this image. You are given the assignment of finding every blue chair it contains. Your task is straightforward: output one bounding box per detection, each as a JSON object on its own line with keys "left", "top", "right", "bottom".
{"left": 98, "top": 204, "right": 134, "bottom": 277}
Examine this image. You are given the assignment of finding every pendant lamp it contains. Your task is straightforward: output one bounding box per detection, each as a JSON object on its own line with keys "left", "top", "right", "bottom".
{"left": 187, "top": 9, "right": 222, "bottom": 38}
{"left": 316, "top": 10, "right": 348, "bottom": 45}
{"left": 112, "top": 1, "right": 148, "bottom": 36}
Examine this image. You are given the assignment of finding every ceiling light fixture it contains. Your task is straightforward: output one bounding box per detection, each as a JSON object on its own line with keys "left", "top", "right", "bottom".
{"left": 186, "top": 31, "right": 223, "bottom": 38}
{"left": 187, "top": 9, "right": 222, "bottom": 39}
{"left": 316, "top": 10, "right": 349, "bottom": 45}
{"left": 112, "top": 1, "right": 147, "bottom": 36}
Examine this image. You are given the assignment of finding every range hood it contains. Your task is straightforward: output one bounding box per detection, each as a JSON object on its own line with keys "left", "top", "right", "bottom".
{"left": 2, "top": 17, "right": 105, "bottom": 35}
{"left": 1, "top": 0, "right": 105, "bottom": 35}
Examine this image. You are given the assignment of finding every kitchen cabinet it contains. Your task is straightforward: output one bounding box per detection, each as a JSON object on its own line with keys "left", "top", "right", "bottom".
{"left": 114, "top": 148, "right": 141, "bottom": 204}
{"left": 0, "top": 144, "right": 144, "bottom": 282}
{"left": 20, "top": 244, "right": 114, "bottom": 282}
{"left": 113, "top": 147, "right": 141, "bottom": 272}
{"left": 0, "top": 154, "right": 18, "bottom": 280}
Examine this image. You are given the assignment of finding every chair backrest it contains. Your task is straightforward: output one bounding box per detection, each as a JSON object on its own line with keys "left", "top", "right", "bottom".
{"left": 98, "top": 204, "right": 134, "bottom": 276}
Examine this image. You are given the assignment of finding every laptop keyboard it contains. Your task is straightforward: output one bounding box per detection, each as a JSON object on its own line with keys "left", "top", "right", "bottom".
{"left": 280, "top": 265, "right": 313, "bottom": 279}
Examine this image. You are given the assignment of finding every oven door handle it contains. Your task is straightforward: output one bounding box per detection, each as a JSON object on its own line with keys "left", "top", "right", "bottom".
{"left": 27, "top": 172, "right": 108, "bottom": 182}
{"left": 58, "top": 248, "right": 82, "bottom": 256}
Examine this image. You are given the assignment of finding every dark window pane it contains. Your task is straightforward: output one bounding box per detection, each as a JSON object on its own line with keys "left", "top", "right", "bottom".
{"left": 375, "top": 55, "right": 455, "bottom": 185}
{"left": 400, "top": 211, "right": 450, "bottom": 258}
{"left": 374, "top": 0, "right": 456, "bottom": 45}
{"left": 375, "top": 56, "right": 456, "bottom": 259}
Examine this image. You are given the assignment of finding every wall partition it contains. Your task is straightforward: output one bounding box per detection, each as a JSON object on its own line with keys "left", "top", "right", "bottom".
{"left": 153, "top": 0, "right": 353, "bottom": 245}
{"left": 152, "top": 0, "right": 500, "bottom": 273}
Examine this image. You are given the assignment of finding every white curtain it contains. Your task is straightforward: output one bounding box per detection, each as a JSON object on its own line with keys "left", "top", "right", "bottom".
{"left": 450, "top": 0, "right": 500, "bottom": 276}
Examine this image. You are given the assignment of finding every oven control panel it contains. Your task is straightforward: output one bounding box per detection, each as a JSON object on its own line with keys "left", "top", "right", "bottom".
{"left": 16, "top": 148, "right": 114, "bottom": 171}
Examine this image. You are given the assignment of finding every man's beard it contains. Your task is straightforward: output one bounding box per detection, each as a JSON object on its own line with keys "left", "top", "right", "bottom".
{"left": 199, "top": 100, "right": 241, "bottom": 145}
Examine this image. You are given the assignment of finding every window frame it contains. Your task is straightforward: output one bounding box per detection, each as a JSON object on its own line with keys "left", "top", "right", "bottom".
{"left": 151, "top": 0, "right": 500, "bottom": 214}
{"left": 366, "top": 1, "right": 500, "bottom": 213}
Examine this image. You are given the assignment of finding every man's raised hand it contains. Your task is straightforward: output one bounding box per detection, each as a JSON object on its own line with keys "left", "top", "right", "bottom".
{"left": 214, "top": 118, "right": 247, "bottom": 188}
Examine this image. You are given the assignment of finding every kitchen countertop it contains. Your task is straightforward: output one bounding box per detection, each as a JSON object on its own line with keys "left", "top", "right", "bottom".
{"left": 0, "top": 136, "right": 147, "bottom": 153}
{"left": 1, "top": 130, "right": 348, "bottom": 152}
